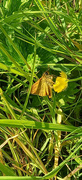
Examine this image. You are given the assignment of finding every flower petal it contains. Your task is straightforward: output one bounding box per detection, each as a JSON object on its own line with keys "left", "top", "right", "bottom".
{"left": 53, "top": 71, "right": 68, "bottom": 93}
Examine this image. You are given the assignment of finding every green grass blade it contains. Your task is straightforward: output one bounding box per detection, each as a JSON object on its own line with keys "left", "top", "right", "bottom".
{"left": 0, "top": 163, "right": 16, "bottom": 176}
{"left": 0, "top": 119, "right": 81, "bottom": 133}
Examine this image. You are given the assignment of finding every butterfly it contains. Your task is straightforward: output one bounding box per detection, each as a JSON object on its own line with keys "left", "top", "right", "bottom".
{"left": 30, "top": 72, "right": 54, "bottom": 98}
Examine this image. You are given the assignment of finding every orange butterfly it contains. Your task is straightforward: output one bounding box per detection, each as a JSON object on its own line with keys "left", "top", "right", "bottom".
{"left": 31, "top": 72, "right": 54, "bottom": 98}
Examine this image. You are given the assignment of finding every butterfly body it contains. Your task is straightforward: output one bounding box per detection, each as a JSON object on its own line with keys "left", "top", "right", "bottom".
{"left": 31, "top": 72, "right": 54, "bottom": 98}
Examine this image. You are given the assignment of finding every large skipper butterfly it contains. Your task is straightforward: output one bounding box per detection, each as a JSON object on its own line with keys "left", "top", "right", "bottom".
{"left": 31, "top": 72, "right": 54, "bottom": 98}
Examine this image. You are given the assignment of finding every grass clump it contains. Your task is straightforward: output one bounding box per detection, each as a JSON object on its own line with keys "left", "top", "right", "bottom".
{"left": 0, "top": 0, "right": 82, "bottom": 180}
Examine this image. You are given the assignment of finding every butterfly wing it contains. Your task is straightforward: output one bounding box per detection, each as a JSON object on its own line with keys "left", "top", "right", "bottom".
{"left": 31, "top": 75, "right": 48, "bottom": 96}
{"left": 31, "top": 78, "right": 42, "bottom": 94}
{"left": 38, "top": 77, "right": 48, "bottom": 96}
{"left": 31, "top": 73, "right": 53, "bottom": 98}
{"left": 31, "top": 76, "right": 47, "bottom": 95}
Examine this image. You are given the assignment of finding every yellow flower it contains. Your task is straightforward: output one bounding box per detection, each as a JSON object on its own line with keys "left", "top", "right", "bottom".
{"left": 53, "top": 71, "right": 68, "bottom": 93}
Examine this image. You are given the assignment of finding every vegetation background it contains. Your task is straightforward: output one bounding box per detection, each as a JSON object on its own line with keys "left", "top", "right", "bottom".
{"left": 0, "top": 0, "right": 82, "bottom": 179}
